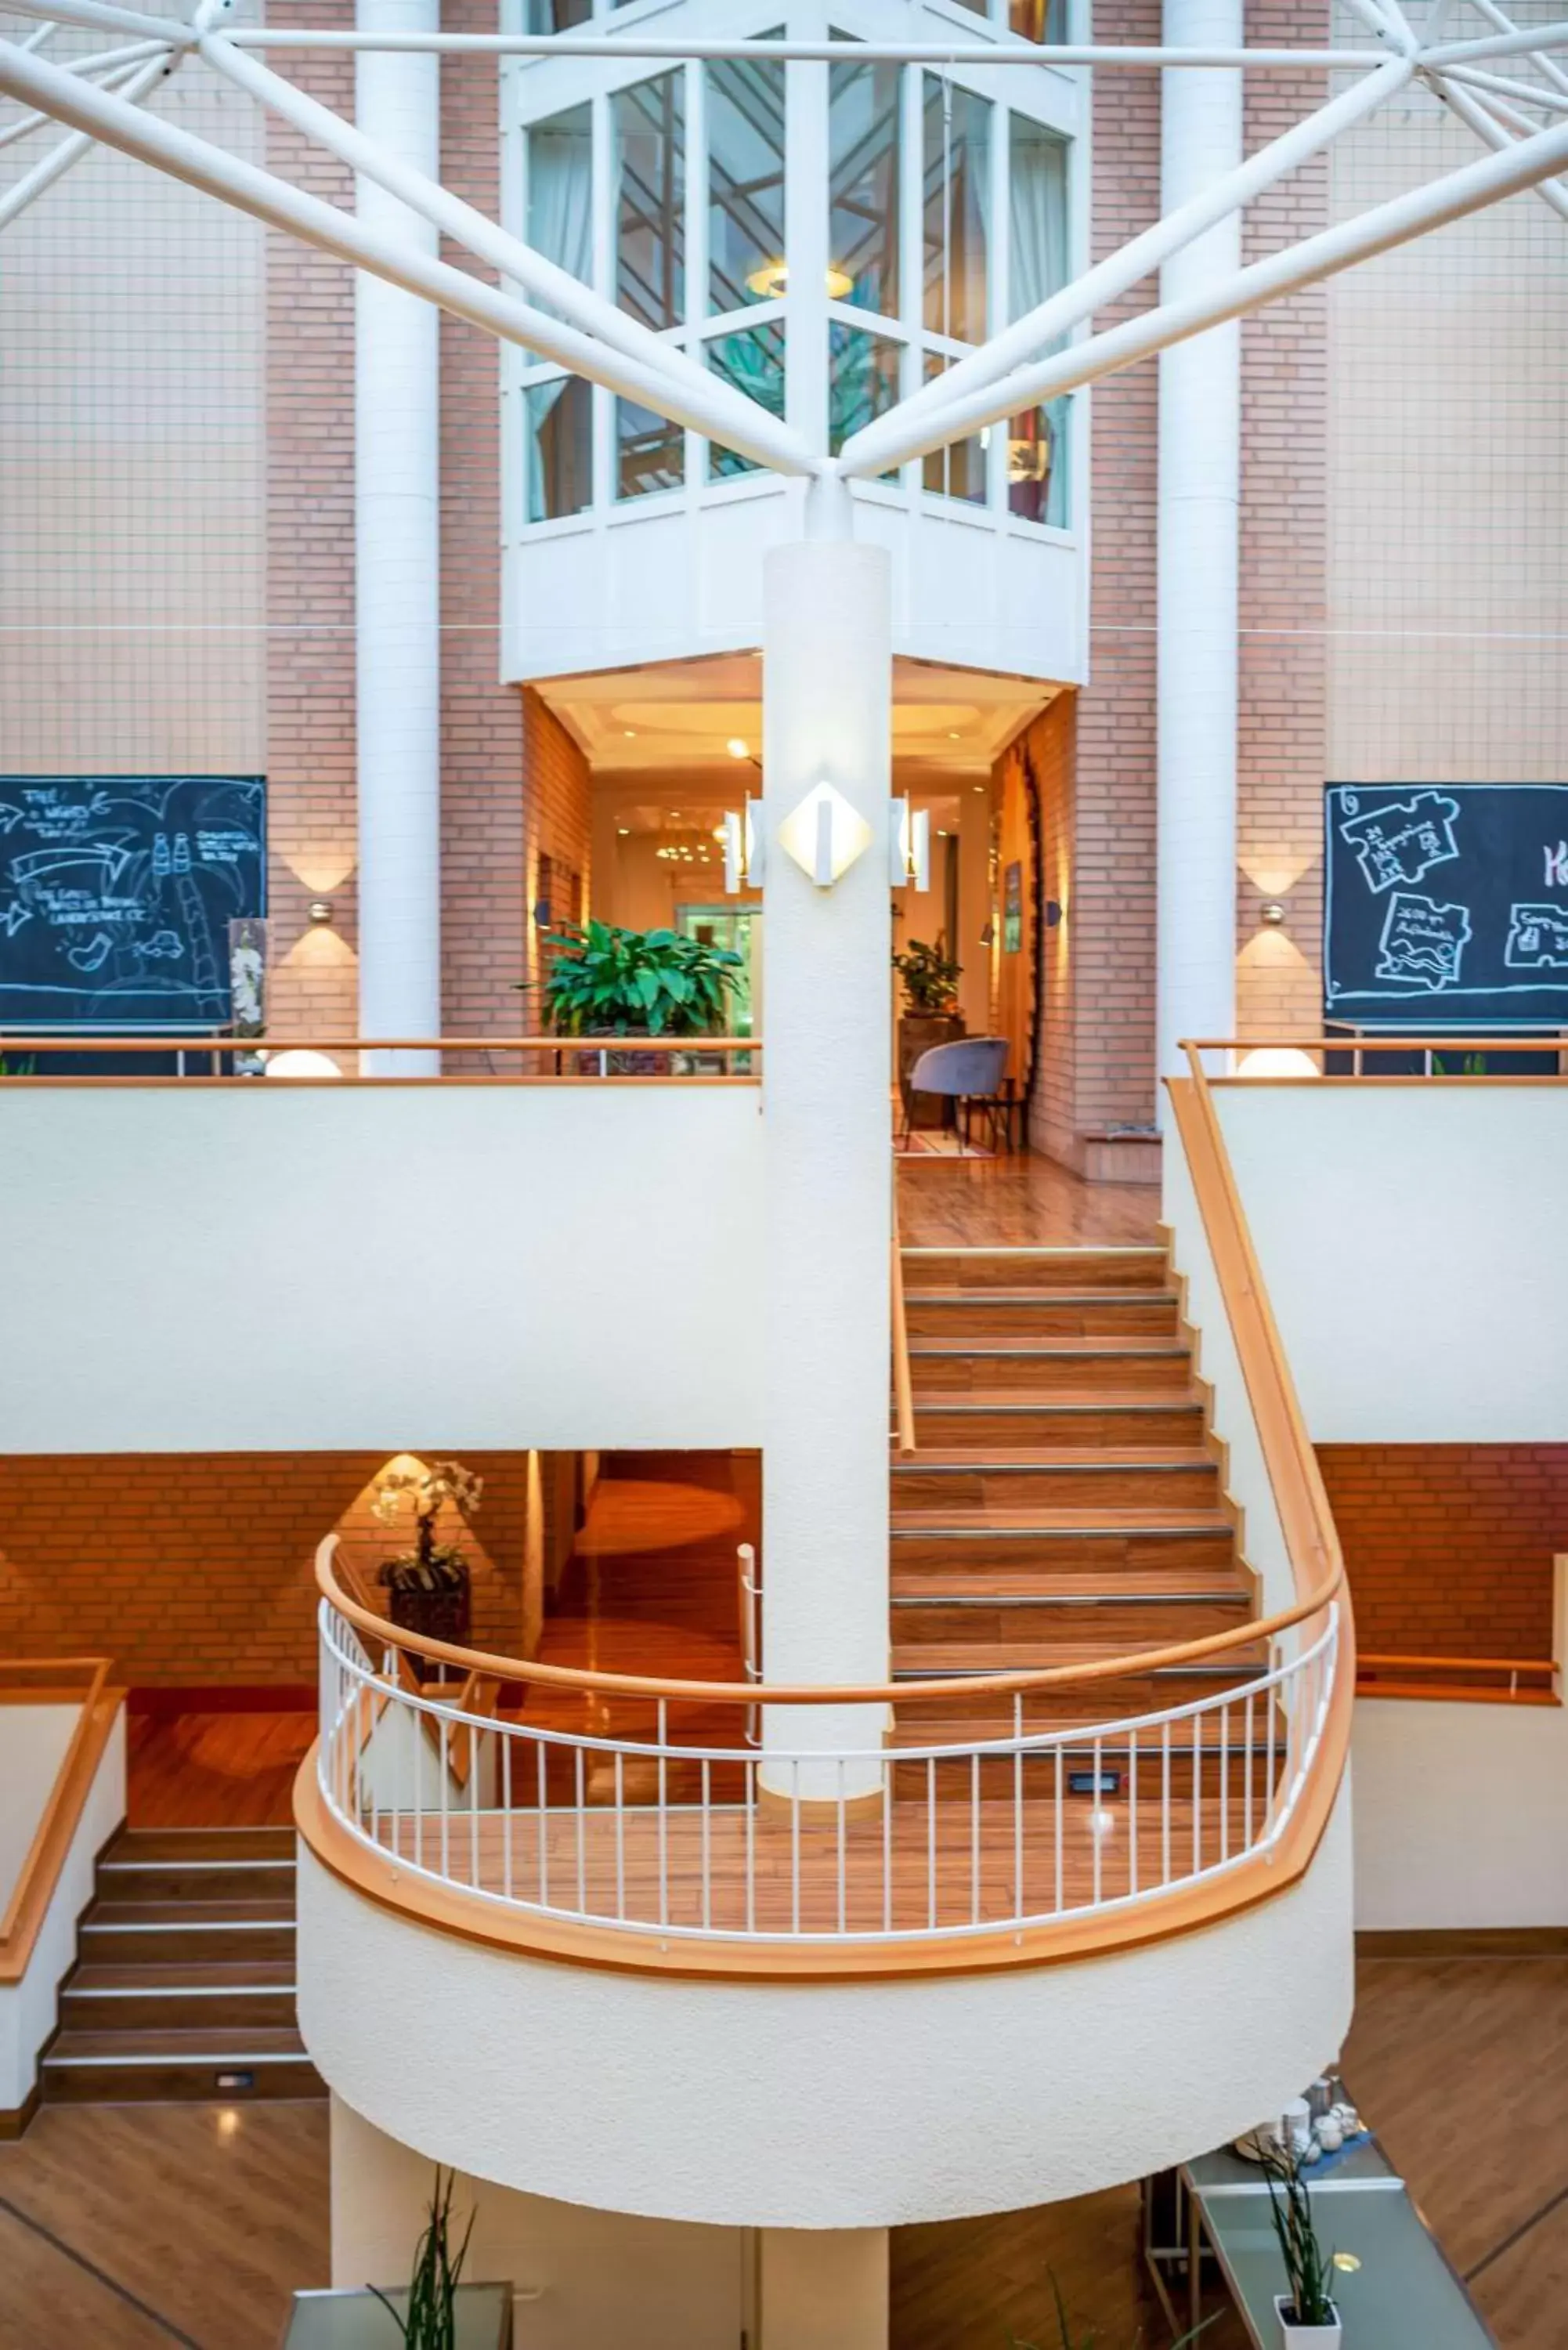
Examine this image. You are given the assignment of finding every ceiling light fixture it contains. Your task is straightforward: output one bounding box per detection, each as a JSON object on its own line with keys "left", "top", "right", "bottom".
{"left": 778, "top": 781, "right": 871, "bottom": 889}
{"left": 726, "top": 737, "right": 750, "bottom": 761}
{"left": 744, "top": 261, "right": 854, "bottom": 302}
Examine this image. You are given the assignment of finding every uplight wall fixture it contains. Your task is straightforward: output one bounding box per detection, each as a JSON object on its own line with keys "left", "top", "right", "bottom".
{"left": 722, "top": 799, "right": 765, "bottom": 895}
{"left": 776, "top": 781, "right": 872, "bottom": 889}
{"left": 888, "top": 795, "right": 931, "bottom": 891}
{"left": 1259, "top": 901, "right": 1287, "bottom": 926}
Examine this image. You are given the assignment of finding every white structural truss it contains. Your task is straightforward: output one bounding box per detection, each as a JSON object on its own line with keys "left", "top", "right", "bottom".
{"left": 0, "top": 0, "right": 1566, "bottom": 496}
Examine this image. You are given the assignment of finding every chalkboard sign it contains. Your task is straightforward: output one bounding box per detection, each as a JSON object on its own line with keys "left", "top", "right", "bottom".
{"left": 1324, "top": 783, "right": 1568, "bottom": 1027}
{"left": 0, "top": 776, "right": 266, "bottom": 1029}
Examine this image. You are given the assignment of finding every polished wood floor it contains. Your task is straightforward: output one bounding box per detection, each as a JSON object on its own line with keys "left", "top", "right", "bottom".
{"left": 897, "top": 1152, "right": 1161, "bottom": 1249}
{"left": 0, "top": 2102, "right": 327, "bottom": 2348}
{"left": 128, "top": 1710, "right": 314, "bottom": 1829}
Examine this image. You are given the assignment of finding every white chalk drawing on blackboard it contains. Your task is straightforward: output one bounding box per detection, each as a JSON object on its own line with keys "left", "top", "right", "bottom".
{"left": 1545, "top": 841, "right": 1568, "bottom": 889}
{"left": 1375, "top": 892, "right": 1473, "bottom": 989}
{"left": 1338, "top": 791, "right": 1461, "bottom": 895}
{"left": 1505, "top": 903, "right": 1568, "bottom": 970}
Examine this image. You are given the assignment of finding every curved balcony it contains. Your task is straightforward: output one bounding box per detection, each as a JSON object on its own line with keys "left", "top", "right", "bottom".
{"left": 304, "top": 1533, "right": 1346, "bottom": 1980}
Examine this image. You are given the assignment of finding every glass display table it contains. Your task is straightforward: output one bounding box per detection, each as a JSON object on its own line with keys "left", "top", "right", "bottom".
{"left": 282, "top": 2283, "right": 512, "bottom": 2348}
{"left": 1144, "top": 2136, "right": 1495, "bottom": 2346}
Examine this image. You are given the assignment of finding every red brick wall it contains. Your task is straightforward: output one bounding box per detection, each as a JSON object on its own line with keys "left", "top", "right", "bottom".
{"left": 1318, "top": 1444, "right": 1568, "bottom": 1660}
{"left": 0, "top": 1452, "right": 531, "bottom": 1687}
{"left": 1020, "top": 696, "right": 1077, "bottom": 1162}
{"left": 521, "top": 689, "right": 593, "bottom": 999}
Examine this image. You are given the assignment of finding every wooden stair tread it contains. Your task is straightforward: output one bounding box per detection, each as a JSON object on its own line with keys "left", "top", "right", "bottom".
{"left": 908, "top": 1388, "right": 1201, "bottom": 1411}
{"left": 891, "top": 1506, "right": 1234, "bottom": 1535}
{"left": 903, "top": 1289, "right": 1179, "bottom": 1307}
{"left": 66, "top": 1960, "right": 297, "bottom": 1992}
{"left": 82, "top": 1897, "right": 298, "bottom": 1928}
{"left": 45, "top": 2026, "right": 309, "bottom": 2063}
{"left": 893, "top": 1446, "right": 1211, "bottom": 1469}
{"left": 105, "top": 1828, "right": 295, "bottom": 1863}
{"left": 891, "top": 1566, "right": 1250, "bottom": 1600}
{"left": 909, "top": 1339, "right": 1190, "bottom": 1358}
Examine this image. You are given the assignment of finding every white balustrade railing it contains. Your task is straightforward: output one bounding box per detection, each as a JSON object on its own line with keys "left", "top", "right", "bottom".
{"left": 316, "top": 1599, "right": 1339, "bottom": 1947}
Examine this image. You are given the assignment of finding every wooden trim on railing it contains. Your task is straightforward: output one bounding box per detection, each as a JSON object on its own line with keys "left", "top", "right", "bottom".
{"left": 891, "top": 1170, "right": 916, "bottom": 1458}
{"left": 0, "top": 1661, "right": 123, "bottom": 1985}
{"left": 0, "top": 1032, "right": 764, "bottom": 1086}
{"left": 316, "top": 1535, "right": 1335, "bottom": 1706}
{"left": 1183, "top": 1036, "right": 1568, "bottom": 1085}
{"left": 1357, "top": 1653, "right": 1559, "bottom": 1706}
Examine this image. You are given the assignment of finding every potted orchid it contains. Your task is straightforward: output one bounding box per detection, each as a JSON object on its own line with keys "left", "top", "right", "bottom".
{"left": 372, "top": 1458, "right": 484, "bottom": 1661}
{"left": 1259, "top": 2143, "right": 1343, "bottom": 2346}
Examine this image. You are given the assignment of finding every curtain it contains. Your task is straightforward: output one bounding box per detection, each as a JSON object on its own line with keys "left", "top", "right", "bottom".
{"left": 525, "top": 104, "right": 592, "bottom": 521}
{"left": 1009, "top": 123, "right": 1068, "bottom": 339}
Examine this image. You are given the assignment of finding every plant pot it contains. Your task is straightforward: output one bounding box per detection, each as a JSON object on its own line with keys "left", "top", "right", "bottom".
{"left": 1274, "top": 2296, "right": 1342, "bottom": 2348}
{"left": 379, "top": 1557, "right": 471, "bottom": 1677}
{"left": 284, "top": 2282, "right": 512, "bottom": 2347}
{"left": 898, "top": 1011, "right": 966, "bottom": 1129}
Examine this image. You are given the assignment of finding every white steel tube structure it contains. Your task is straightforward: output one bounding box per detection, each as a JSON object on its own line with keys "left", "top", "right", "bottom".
{"left": 759, "top": 533, "right": 893, "bottom": 1805}
{"left": 0, "top": 49, "right": 166, "bottom": 222}
{"left": 1434, "top": 72, "right": 1568, "bottom": 221}
{"left": 1156, "top": 0, "right": 1241, "bottom": 1106}
{"left": 838, "top": 53, "right": 1414, "bottom": 479}
{"left": 354, "top": 0, "right": 440, "bottom": 1071}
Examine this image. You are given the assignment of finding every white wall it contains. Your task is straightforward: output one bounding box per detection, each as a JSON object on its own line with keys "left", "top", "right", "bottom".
{"left": 0, "top": 1085, "right": 764, "bottom": 1452}
{"left": 0, "top": 1704, "right": 125, "bottom": 2113}
{"left": 1211, "top": 1084, "right": 1568, "bottom": 1443}
{"left": 1352, "top": 1560, "right": 1568, "bottom": 1932}
{"left": 298, "top": 1793, "right": 1354, "bottom": 2231}
{"left": 331, "top": 2095, "right": 748, "bottom": 2350}
{"left": 0, "top": 1708, "right": 78, "bottom": 1904}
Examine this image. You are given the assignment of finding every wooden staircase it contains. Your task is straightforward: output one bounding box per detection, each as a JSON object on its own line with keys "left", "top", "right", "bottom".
{"left": 891, "top": 1245, "right": 1268, "bottom": 1769}
{"left": 43, "top": 1828, "right": 323, "bottom": 2106}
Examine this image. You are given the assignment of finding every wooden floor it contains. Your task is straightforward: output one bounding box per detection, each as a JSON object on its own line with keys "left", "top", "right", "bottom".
{"left": 128, "top": 1710, "right": 314, "bottom": 1830}
{"left": 897, "top": 1152, "right": 1161, "bottom": 1249}
{"left": 0, "top": 2102, "right": 327, "bottom": 2349}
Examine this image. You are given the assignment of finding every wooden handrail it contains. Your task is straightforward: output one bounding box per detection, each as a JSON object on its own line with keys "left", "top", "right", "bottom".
{"left": 0, "top": 1658, "right": 121, "bottom": 1985}
{"left": 1183, "top": 1035, "right": 1568, "bottom": 1082}
{"left": 891, "top": 1167, "right": 916, "bottom": 1457}
{"left": 1359, "top": 1652, "right": 1555, "bottom": 1676}
{"left": 0, "top": 1033, "right": 762, "bottom": 1055}
{"left": 318, "top": 1533, "right": 1337, "bottom": 1707}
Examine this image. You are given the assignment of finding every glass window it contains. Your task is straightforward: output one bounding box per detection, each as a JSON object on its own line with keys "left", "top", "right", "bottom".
{"left": 829, "top": 322, "right": 901, "bottom": 459}
{"left": 705, "top": 323, "right": 786, "bottom": 479}
{"left": 526, "top": 0, "right": 591, "bottom": 28}
{"left": 923, "top": 356, "right": 987, "bottom": 504}
{"left": 1008, "top": 396, "right": 1071, "bottom": 526}
{"left": 1010, "top": 0, "right": 1068, "bottom": 39}
{"left": 923, "top": 79, "right": 991, "bottom": 345}
{"left": 829, "top": 52, "right": 900, "bottom": 320}
{"left": 1009, "top": 118, "right": 1069, "bottom": 327}
{"left": 614, "top": 74, "right": 685, "bottom": 330}
{"left": 616, "top": 398, "right": 684, "bottom": 500}
{"left": 708, "top": 52, "right": 786, "bottom": 316}
{"left": 526, "top": 102, "right": 592, "bottom": 320}
{"left": 525, "top": 378, "right": 592, "bottom": 522}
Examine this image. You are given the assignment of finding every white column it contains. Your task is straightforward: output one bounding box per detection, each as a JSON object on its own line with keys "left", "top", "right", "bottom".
{"left": 760, "top": 530, "right": 893, "bottom": 1802}
{"left": 1156, "top": 0, "right": 1242, "bottom": 1103}
{"left": 759, "top": 2227, "right": 889, "bottom": 2350}
{"left": 355, "top": 0, "right": 440, "bottom": 1070}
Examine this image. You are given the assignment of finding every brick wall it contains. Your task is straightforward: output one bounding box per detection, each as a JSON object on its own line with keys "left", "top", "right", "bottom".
{"left": 520, "top": 689, "right": 593, "bottom": 999}
{"left": 1021, "top": 695, "right": 1077, "bottom": 1162}
{"left": 1237, "top": 0, "right": 1328, "bottom": 1037}
{"left": 1319, "top": 1444, "right": 1568, "bottom": 1660}
{"left": 265, "top": 0, "right": 359, "bottom": 1036}
{"left": 0, "top": 1452, "right": 531, "bottom": 1688}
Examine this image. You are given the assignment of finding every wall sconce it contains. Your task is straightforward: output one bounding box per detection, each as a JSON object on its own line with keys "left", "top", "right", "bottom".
{"left": 1259, "top": 902, "right": 1287, "bottom": 927}
{"left": 888, "top": 796, "right": 930, "bottom": 891}
{"left": 776, "top": 781, "right": 871, "bottom": 889}
{"left": 722, "top": 800, "right": 766, "bottom": 895}
{"left": 308, "top": 900, "right": 334, "bottom": 925}
{"left": 263, "top": 1048, "right": 342, "bottom": 1080}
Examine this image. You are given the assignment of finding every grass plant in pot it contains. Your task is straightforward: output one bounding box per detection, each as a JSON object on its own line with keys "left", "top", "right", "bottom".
{"left": 1260, "top": 2142, "right": 1344, "bottom": 2347}
{"left": 893, "top": 936, "right": 965, "bottom": 1130}
{"left": 372, "top": 1459, "right": 484, "bottom": 1672}
{"left": 522, "top": 919, "right": 744, "bottom": 1072}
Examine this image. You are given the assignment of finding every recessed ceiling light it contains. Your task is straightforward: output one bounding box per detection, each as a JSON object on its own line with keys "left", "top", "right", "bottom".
{"left": 623, "top": 728, "right": 636, "bottom": 738}
{"left": 974, "top": 784, "right": 985, "bottom": 794}
{"left": 726, "top": 738, "right": 750, "bottom": 760}
{"left": 617, "top": 827, "right": 630, "bottom": 837}
{"left": 948, "top": 730, "right": 961, "bottom": 739}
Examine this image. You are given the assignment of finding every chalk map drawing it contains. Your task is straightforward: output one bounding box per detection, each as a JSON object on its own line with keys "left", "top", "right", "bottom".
{"left": 1337, "top": 790, "right": 1461, "bottom": 894}
{"left": 0, "top": 776, "right": 265, "bottom": 1025}
{"left": 1505, "top": 904, "right": 1568, "bottom": 970}
{"left": 1375, "top": 892, "right": 1472, "bottom": 987}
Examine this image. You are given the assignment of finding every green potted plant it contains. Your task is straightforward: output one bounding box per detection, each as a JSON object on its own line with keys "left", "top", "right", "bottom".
{"left": 893, "top": 936, "right": 965, "bottom": 1130}
{"left": 370, "top": 2169, "right": 476, "bottom": 2350}
{"left": 372, "top": 1458, "right": 484, "bottom": 1666}
{"left": 1259, "top": 2143, "right": 1343, "bottom": 2346}
{"left": 284, "top": 2168, "right": 511, "bottom": 2348}
{"left": 1010, "top": 2270, "right": 1215, "bottom": 2347}
{"left": 520, "top": 918, "right": 743, "bottom": 1072}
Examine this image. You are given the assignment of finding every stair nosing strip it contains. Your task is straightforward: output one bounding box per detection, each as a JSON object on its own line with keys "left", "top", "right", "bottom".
{"left": 64, "top": 1982, "right": 298, "bottom": 1999}
{"left": 45, "top": 2049, "right": 313, "bottom": 2069}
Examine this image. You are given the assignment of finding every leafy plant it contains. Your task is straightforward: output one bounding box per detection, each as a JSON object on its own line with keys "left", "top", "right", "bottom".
{"left": 369, "top": 2167, "right": 475, "bottom": 2349}
{"left": 373, "top": 1458, "right": 483, "bottom": 1594}
{"left": 1010, "top": 2270, "right": 1216, "bottom": 2348}
{"left": 0, "top": 1054, "right": 37, "bottom": 1076}
{"left": 893, "top": 937, "right": 962, "bottom": 1015}
{"left": 1259, "top": 2142, "right": 1338, "bottom": 2326}
{"left": 521, "top": 920, "right": 742, "bottom": 1038}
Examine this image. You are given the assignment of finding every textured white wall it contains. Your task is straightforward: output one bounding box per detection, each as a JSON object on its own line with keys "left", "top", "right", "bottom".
{"left": 0, "top": 1708, "right": 77, "bottom": 1904}
{"left": 298, "top": 1794, "right": 1355, "bottom": 2231}
{"left": 0, "top": 1085, "right": 764, "bottom": 1451}
{"left": 0, "top": 1706, "right": 125, "bottom": 2112}
{"left": 1212, "top": 1084, "right": 1568, "bottom": 1443}
{"left": 330, "top": 2095, "right": 748, "bottom": 2350}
